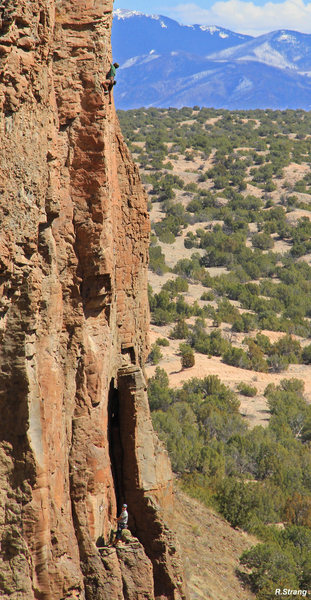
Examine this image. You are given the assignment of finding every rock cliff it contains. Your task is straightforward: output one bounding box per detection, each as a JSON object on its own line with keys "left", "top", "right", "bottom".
{"left": 0, "top": 2, "right": 187, "bottom": 599}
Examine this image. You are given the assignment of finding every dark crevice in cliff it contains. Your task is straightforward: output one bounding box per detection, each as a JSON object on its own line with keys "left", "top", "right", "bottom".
{"left": 121, "top": 344, "right": 136, "bottom": 365}
{"left": 61, "top": 22, "right": 97, "bottom": 31}
{"left": 108, "top": 378, "right": 125, "bottom": 514}
{"left": 59, "top": 117, "right": 75, "bottom": 131}
{"left": 117, "top": 367, "right": 182, "bottom": 600}
{"left": 79, "top": 273, "right": 112, "bottom": 320}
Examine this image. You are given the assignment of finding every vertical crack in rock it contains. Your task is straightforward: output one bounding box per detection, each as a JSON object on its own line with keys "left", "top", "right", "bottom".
{"left": 108, "top": 379, "right": 124, "bottom": 513}
{"left": 0, "top": 1, "right": 188, "bottom": 599}
{"left": 117, "top": 367, "right": 187, "bottom": 600}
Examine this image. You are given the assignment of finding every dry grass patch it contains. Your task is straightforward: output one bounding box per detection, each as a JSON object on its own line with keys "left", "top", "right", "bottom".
{"left": 164, "top": 488, "right": 257, "bottom": 600}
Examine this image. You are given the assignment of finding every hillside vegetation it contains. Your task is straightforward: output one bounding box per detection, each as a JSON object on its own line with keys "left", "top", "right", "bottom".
{"left": 119, "top": 107, "right": 311, "bottom": 600}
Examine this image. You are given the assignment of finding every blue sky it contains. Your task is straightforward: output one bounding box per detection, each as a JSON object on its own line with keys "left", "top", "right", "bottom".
{"left": 113, "top": 0, "right": 311, "bottom": 35}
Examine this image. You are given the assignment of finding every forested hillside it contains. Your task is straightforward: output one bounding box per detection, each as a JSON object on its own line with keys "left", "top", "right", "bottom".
{"left": 119, "top": 107, "right": 311, "bottom": 600}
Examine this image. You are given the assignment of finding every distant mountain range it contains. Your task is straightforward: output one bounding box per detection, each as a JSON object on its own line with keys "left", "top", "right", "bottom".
{"left": 111, "top": 9, "right": 311, "bottom": 110}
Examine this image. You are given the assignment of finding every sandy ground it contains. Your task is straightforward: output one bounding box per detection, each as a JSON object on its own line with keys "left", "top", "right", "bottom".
{"left": 145, "top": 137, "right": 311, "bottom": 429}
{"left": 282, "top": 162, "right": 310, "bottom": 187}
{"left": 156, "top": 236, "right": 205, "bottom": 270}
{"left": 146, "top": 338, "right": 311, "bottom": 428}
{"left": 286, "top": 208, "right": 311, "bottom": 224}
{"left": 165, "top": 488, "right": 257, "bottom": 600}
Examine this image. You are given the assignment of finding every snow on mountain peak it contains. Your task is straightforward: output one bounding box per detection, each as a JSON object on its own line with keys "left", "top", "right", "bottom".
{"left": 147, "top": 14, "right": 167, "bottom": 27}
{"left": 277, "top": 32, "right": 299, "bottom": 45}
{"left": 200, "top": 25, "right": 220, "bottom": 33}
{"left": 113, "top": 9, "right": 143, "bottom": 19}
{"left": 208, "top": 36, "right": 299, "bottom": 71}
{"left": 251, "top": 42, "right": 294, "bottom": 69}
{"left": 199, "top": 25, "right": 228, "bottom": 38}
{"left": 113, "top": 9, "right": 167, "bottom": 27}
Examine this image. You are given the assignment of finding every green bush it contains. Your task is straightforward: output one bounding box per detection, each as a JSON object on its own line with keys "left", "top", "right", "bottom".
{"left": 152, "top": 308, "right": 174, "bottom": 326}
{"left": 156, "top": 337, "right": 170, "bottom": 347}
{"left": 184, "top": 182, "right": 198, "bottom": 192}
{"left": 271, "top": 335, "right": 302, "bottom": 364}
{"left": 252, "top": 232, "right": 274, "bottom": 250}
{"left": 201, "top": 291, "right": 215, "bottom": 301}
{"left": 240, "top": 542, "right": 299, "bottom": 599}
{"left": 189, "top": 323, "right": 228, "bottom": 356}
{"left": 217, "top": 478, "right": 258, "bottom": 529}
{"left": 162, "top": 276, "right": 189, "bottom": 296}
{"left": 149, "top": 245, "right": 169, "bottom": 275}
{"left": 147, "top": 367, "right": 172, "bottom": 411}
{"left": 223, "top": 347, "right": 250, "bottom": 369}
{"left": 237, "top": 382, "right": 258, "bottom": 397}
{"left": 247, "top": 340, "right": 268, "bottom": 372}
{"left": 148, "top": 343, "right": 163, "bottom": 365}
{"left": 268, "top": 353, "right": 289, "bottom": 372}
{"left": 170, "top": 319, "right": 189, "bottom": 340}
{"left": 302, "top": 344, "right": 311, "bottom": 364}
{"left": 180, "top": 344, "right": 195, "bottom": 369}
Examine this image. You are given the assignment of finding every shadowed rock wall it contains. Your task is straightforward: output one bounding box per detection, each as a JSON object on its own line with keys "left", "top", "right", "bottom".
{"left": 0, "top": 2, "right": 187, "bottom": 599}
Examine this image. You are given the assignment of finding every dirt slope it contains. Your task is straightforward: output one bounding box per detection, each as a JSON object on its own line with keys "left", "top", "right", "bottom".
{"left": 165, "top": 488, "right": 257, "bottom": 600}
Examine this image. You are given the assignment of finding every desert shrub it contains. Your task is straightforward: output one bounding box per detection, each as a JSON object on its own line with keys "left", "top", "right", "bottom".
{"left": 152, "top": 308, "right": 174, "bottom": 326}
{"left": 302, "top": 344, "right": 311, "bottom": 364}
{"left": 156, "top": 337, "right": 169, "bottom": 347}
{"left": 189, "top": 322, "right": 228, "bottom": 356}
{"left": 148, "top": 343, "right": 162, "bottom": 365}
{"left": 254, "top": 333, "right": 272, "bottom": 354}
{"left": 153, "top": 405, "right": 204, "bottom": 472}
{"left": 265, "top": 378, "right": 311, "bottom": 438}
{"left": 184, "top": 232, "right": 197, "bottom": 248}
{"left": 184, "top": 182, "right": 198, "bottom": 192}
{"left": 217, "top": 478, "right": 259, "bottom": 529}
{"left": 268, "top": 353, "right": 289, "bottom": 372}
{"left": 237, "top": 382, "right": 258, "bottom": 397}
{"left": 149, "top": 245, "right": 169, "bottom": 275}
{"left": 150, "top": 287, "right": 196, "bottom": 326}
{"left": 180, "top": 344, "right": 195, "bottom": 369}
{"left": 252, "top": 232, "right": 274, "bottom": 250}
{"left": 217, "top": 299, "right": 240, "bottom": 323}
{"left": 284, "top": 492, "right": 311, "bottom": 527}
{"left": 201, "top": 291, "right": 215, "bottom": 301}
{"left": 270, "top": 335, "right": 302, "bottom": 364}
{"left": 154, "top": 206, "right": 187, "bottom": 242}
{"left": 232, "top": 313, "right": 257, "bottom": 333}
{"left": 170, "top": 319, "right": 189, "bottom": 340}
{"left": 240, "top": 542, "right": 299, "bottom": 599}
{"left": 247, "top": 340, "right": 268, "bottom": 372}
{"left": 147, "top": 367, "right": 172, "bottom": 411}
{"left": 173, "top": 253, "right": 206, "bottom": 281}
{"left": 223, "top": 347, "right": 250, "bottom": 369}
{"left": 162, "top": 276, "right": 189, "bottom": 296}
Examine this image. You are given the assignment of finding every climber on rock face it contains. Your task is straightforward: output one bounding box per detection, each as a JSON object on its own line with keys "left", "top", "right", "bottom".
{"left": 102, "top": 62, "right": 119, "bottom": 104}
{"left": 113, "top": 503, "right": 128, "bottom": 546}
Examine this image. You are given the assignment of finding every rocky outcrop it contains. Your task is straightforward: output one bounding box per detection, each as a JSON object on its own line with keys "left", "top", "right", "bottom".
{"left": 0, "top": 2, "right": 187, "bottom": 599}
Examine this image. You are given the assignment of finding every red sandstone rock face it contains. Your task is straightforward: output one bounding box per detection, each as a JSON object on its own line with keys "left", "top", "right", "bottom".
{"left": 0, "top": 2, "right": 188, "bottom": 599}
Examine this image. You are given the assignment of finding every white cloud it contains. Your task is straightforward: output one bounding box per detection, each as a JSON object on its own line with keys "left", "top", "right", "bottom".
{"left": 167, "top": 0, "right": 311, "bottom": 36}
